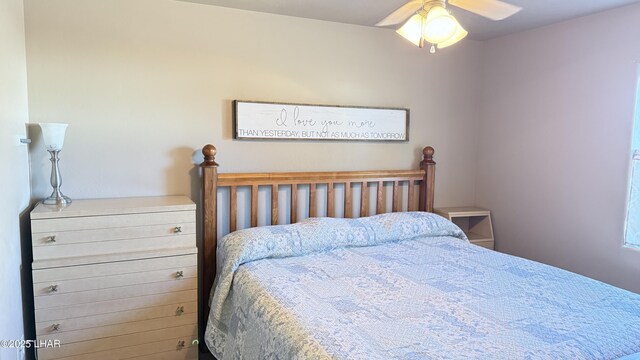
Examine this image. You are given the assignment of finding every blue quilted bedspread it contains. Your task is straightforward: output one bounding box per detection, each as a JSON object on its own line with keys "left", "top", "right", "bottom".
{"left": 205, "top": 212, "right": 640, "bottom": 359}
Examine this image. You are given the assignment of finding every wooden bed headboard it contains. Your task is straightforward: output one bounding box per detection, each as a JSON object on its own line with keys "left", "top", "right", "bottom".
{"left": 198, "top": 144, "right": 436, "bottom": 349}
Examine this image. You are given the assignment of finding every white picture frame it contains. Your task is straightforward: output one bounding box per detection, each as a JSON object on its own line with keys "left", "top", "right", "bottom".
{"left": 233, "top": 100, "right": 409, "bottom": 142}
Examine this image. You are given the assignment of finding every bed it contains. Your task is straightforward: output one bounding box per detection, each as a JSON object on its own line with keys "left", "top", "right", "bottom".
{"left": 198, "top": 144, "right": 640, "bottom": 360}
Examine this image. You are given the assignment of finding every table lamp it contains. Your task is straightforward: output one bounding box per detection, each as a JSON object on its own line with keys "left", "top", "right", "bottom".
{"left": 39, "top": 123, "right": 72, "bottom": 205}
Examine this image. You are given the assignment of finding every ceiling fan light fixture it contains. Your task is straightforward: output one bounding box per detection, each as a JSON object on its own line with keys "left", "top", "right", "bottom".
{"left": 395, "top": 2, "right": 468, "bottom": 52}
{"left": 379, "top": 0, "right": 521, "bottom": 52}
{"left": 422, "top": 5, "right": 457, "bottom": 44}
{"left": 396, "top": 13, "right": 425, "bottom": 47}
{"left": 436, "top": 17, "right": 468, "bottom": 49}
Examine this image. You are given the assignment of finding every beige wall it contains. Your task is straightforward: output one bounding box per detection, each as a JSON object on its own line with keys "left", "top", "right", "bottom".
{"left": 0, "top": 0, "right": 31, "bottom": 358}
{"left": 476, "top": 3, "right": 640, "bottom": 293}
{"left": 24, "top": 0, "right": 482, "bottom": 213}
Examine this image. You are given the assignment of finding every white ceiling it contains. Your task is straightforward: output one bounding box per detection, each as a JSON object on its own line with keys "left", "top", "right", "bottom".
{"left": 178, "top": 0, "right": 640, "bottom": 40}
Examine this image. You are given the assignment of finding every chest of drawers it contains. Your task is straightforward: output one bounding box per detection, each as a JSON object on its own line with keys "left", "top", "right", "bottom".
{"left": 31, "top": 196, "right": 198, "bottom": 360}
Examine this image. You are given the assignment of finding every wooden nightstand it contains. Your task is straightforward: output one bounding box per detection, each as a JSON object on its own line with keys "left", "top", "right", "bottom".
{"left": 435, "top": 207, "right": 494, "bottom": 250}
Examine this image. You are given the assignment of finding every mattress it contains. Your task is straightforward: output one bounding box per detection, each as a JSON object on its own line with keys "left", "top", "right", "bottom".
{"left": 205, "top": 212, "right": 640, "bottom": 359}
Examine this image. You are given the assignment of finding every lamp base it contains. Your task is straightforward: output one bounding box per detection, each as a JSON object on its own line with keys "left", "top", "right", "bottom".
{"left": 44, "top": 149, "right": 72, "bottom": 206}
{"left": 43, "top": 193, "right": 72, "bottom": 206}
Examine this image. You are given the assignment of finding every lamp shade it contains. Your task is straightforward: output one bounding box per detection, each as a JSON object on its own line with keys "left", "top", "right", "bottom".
{"left": 39, "top": 123, "right": 68, "bottom": 151}
{"left": 396, "top": 13, "right": 425, "bottom": 47}
{"left": 437, "top": 17, "right": 468, "bottom": 49}
{"left": 423, "top": 5, "right": 457, "bottom": 44}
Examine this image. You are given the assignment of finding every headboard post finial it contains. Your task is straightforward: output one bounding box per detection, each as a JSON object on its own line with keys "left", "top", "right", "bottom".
{"left": 202, "top": 144, "right": 218, "bottom": 166}
{"left": 419, "top": 146, "right": 436, "bottom": 213}
{"left": 422, "top": 146, "right": 435, "bottom": 164}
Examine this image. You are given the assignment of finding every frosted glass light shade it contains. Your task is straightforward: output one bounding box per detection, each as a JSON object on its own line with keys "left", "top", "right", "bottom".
{"left": 437, "top": 18, "right": 468, "bottom": 49}
{"left": 423, "top": 6, "right": 457, "bottom": 44}
{"left": 395, "top": 5, "right": 467, "bottom": 51}
{"left": 39, "top": 123, "right": 68, "bottom": 151}
{"left": 396, "top": 13, "right": 425, "bottom": 47}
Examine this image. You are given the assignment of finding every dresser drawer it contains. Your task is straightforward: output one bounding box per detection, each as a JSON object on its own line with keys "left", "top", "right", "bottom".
{"left": 36, "top": 301, "right": 197, "bottom": 336}
{"left": 35, "top": 290, "right": 196, "bottom": 322}
{"left": 35, "top": 277, "right": 196, "bottom": 309}
{"left": 35, "top": 265, "right": 196, "bottom": 296}
{"left": 127, "top": 346, "right": 198, "bottom": 360}
{"left": 36, "top": 325, "right": 197, "bottom": 360}
{"left": 32, "top": 222, "right": 195, "bottom": 247}
{"left": 39, "top": 311, "right": 197, "bottom": 345}
{"left": 33, "top": 254, "right": 197, "bottom": 283}
{"left": 33, "top": 234, "right": 195, "bottom": 260}
{"left": 31, "top": 211, "right": 194, "bottom": 233}
{"left": 42, "top": 337, "right": 198, "bottom": 360}
{"left": 33, "top": 255, "right": 196, "bottom": 296}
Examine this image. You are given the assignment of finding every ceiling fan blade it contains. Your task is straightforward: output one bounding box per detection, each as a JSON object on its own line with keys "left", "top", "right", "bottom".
{"left": 448, "top": 0, "right": 522, "bottom": 21}
{"left": 376, "top": 0, "right": 423, "bottom": 27}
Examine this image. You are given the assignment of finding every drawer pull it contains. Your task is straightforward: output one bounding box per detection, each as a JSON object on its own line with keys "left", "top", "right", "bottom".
{"left": 175, "top": 270, "right": 184, "bottom": 279}
{"left": 46, "top": 235, "right": 57, "bottom": 243}
{"left": 174, "top": 226, "right": 182, "bottom": 233}
{"left": 176, "top": 340, "right": 186, "bottom": 350}
{"left": 51, "top": 324, "right": 60, "bottom": 332}
{"left": 49, "top": 285, "right": 58, "bottom": 293}
{"left": 176, "top": 306, "right": 185, "bottom": 316}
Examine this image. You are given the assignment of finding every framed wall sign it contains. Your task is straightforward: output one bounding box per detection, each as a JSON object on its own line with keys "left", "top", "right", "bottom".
{"left": 233, "top": 100, "right": 409, "bottom": 142}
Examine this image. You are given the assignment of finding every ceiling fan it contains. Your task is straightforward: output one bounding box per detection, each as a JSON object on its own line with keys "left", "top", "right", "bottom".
{"left": 377, "top": 0, "right": 522, "bottom": 52}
